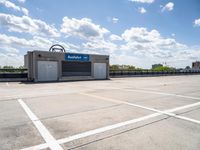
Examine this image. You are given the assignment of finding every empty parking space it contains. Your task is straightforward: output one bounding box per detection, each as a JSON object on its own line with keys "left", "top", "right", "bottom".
{"left": 69, "top": 118, "right": 200, "bottom": 150}
{"left": 23, "top": 93, "right": 117, "bottom": 120}
{"left": 85, "top": 89, "right": 199, "bottom": 110}
{"left": 0, "top": 122, "right": 46, "bottom": 150}
{"left": 0, "top": 75, "right": 200, "bottom": 150}
{"left": 87, "top": 89, "right": 165, "bottom": 103}
{"left": 42, "top": 105, "right": 152, "bottom": 139}
{"left": 0, "top": 100, "right": 45, "bottom": 150}
{"left": 175, "top": 106, "right": 200, "bottom": 121}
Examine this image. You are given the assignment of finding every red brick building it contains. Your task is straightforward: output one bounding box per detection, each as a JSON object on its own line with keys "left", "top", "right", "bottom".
{"left": 192, "top": 61, "right": 200, "bottom": 69}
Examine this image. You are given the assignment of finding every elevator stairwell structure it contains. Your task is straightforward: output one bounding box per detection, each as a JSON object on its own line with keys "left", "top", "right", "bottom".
{"left": 24, "top": 44, "right": 109, "bottom": 82}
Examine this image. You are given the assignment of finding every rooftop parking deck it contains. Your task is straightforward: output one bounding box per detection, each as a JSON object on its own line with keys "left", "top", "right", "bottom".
{"left": 1, "top": 75, "right": 200, "bottom": 150}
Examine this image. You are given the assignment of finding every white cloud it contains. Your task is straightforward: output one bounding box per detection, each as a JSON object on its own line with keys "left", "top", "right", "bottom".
{"left": 121, "top": 27, "right": 187, "bottom": 60}
{"left": 130, "top": 0, "right": 154, "bottom": 4}
{"left": 0, "top": 33, "right": 79, "bottom": 53}
{"left": 110, "top": 34, "right": 122, "bottom": 41}
{"left": 0, "top": 34, "right": 53, "bottom": 50}
{"left": 106, "top": 16, "right": 119, "bottom": 24}
{"left": 194, "top": 18, "right": 200, "bottom": 27}
{"left": 138, "top": 7, "right": 147, "bottom": 14}
{"left": 21, "top": 7, "right": 29, "bottom": 16}
{"left": 0, "top": 0, "right": 29, "bottom": 15}
{"left": 0, "top": 52, "right": 24, "bottom": 67}
{"left": 0, "top": 0, "right": 20, "bottom": 11}
{"left": 162, "top": 2, "right": 174, "bottom": 12}
{"left": 1, "top": 46, "right": 19, "bottom": 53}
{"left": 0, "top": 45, "right": 22, "bottom": 67}
{"left": 61, "top": 17, "right": 109, "bottom": 40}
{"left": 56, "top": 41, "right": 80, "bottom": 53}
{"left": 0, "top": 34, "right": 80, "bottom": 66}
{"left": 83, "top": 39, "right": 118, "bottom": 54}
{"left": 82, "top": 26, "right": 191, "bottom": 66}
{"left": 122, "top": 27, "right": 161, "bottom": 43}
{"left": 0, "top": 13, "right": 199, "bottom": 68}
{"left": 18, "top": 0, "right": 26, "bottom": 3}
{"left": 112, "top": 17, "right": 119, "bottom": 23}
{"left": 0, "top": 13, "right": 60, "bottom": 37}
{"left": 0, "top": 26, "right": 199, "bottom": 68}
{"left": 171, "top": 33, "right": 175, "bottom": 37}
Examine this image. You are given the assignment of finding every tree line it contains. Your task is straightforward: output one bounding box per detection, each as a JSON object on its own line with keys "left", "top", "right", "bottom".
{"left": 0, "top": 66, "right": 25, "bottom": 69}
{"left": 110, "top": 64, "right": 176, "bottom": 71}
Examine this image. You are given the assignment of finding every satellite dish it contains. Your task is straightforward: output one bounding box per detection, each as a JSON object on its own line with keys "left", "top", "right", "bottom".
{"left": 49, "top": 44, "right": 66, "bottom": 52}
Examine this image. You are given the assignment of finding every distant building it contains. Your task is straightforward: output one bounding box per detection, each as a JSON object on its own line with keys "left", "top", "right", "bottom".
{"left": 192, "top": 61, "right": 200, "bottom": 70}
{"left": 152, "top": 64, "right": 163, "bottom": 69}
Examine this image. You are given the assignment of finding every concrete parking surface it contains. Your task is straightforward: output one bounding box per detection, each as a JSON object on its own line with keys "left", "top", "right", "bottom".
{"left": 1, "top": 75, "right": 200, "bottom": 150}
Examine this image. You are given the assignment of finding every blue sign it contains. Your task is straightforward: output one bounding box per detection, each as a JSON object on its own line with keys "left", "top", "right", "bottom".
{"left": 65, "top": 54, "right": 90, "bottom": 61}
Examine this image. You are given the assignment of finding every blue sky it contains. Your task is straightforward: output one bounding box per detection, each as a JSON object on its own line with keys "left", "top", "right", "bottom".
{"left": 0, "top": 0, "right": 200, "bottom": 68}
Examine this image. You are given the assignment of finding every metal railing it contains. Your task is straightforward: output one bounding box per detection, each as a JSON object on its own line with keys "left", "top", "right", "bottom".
{"left": 0, "top": 69, "right": 28, "bottom": 79}
{"left": 109, "top": 69, "right": 200, "bottom": 76}
{"left": 0, "top": 69, "right": 200, "bottom": 80}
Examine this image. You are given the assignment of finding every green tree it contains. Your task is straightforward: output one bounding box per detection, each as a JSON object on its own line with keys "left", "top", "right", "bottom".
{"left": 127, "top": 65, "right": 136, "bottom": 70}
{"left": 18, "top": 66, "right": 25, "bottom": 69}
{"left": 185, "top": 66, "right": 191, "bottom": 70}
{"left": 110, "top": 65, "right": 120, "bottom": 70}
{"left": 3, "top": 66, "right": 15, "bottom": 69}
{"left": 152, "top": 64, "right": 163, "bottom": 69}
{"left": 152, "top": 66, "right": 175, "bottom": 71}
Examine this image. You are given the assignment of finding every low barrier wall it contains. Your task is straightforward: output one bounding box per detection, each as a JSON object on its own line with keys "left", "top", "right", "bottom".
{"left": 109, "top": 70, "right": 200, "bottom": 77}
{"left": 0, "top": 69, "right": 200, "bottom": 81}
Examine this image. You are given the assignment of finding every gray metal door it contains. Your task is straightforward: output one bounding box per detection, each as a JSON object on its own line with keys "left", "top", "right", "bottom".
{"left": 94, "top": 63, "right": 107, "bottom": 79}
{"left": 37, "top": 61, "right": 58, "bottom": 81}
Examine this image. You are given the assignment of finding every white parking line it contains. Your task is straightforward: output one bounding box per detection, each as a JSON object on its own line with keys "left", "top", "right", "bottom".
{"left": 21, "top": 112, "right": 161, "bottom": 150}
{"left": 21, "top": 143, "right": 48, "bottom": 150}
{"left": 81, "top": 93, "right": 200, "bottom": 125}
{"left": 56, "top": 100, "right": 200, "bottom": 146}
{"left": 18, "top": 99, "right": 63, "bottom": 150}
{"left": 124, "top": 89, "right": 200, "bottom": 100}
{"left": 1, "top": 89, "right": 95, "bottom": 101}
{"left": 167, "top": 101, "right": 200, "bottom": 112}
{"left": 21, "top": 94, "right": 200, "bottom": 150}
{"left": 57, "top": 113, "right": 161, "bottom": 144}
